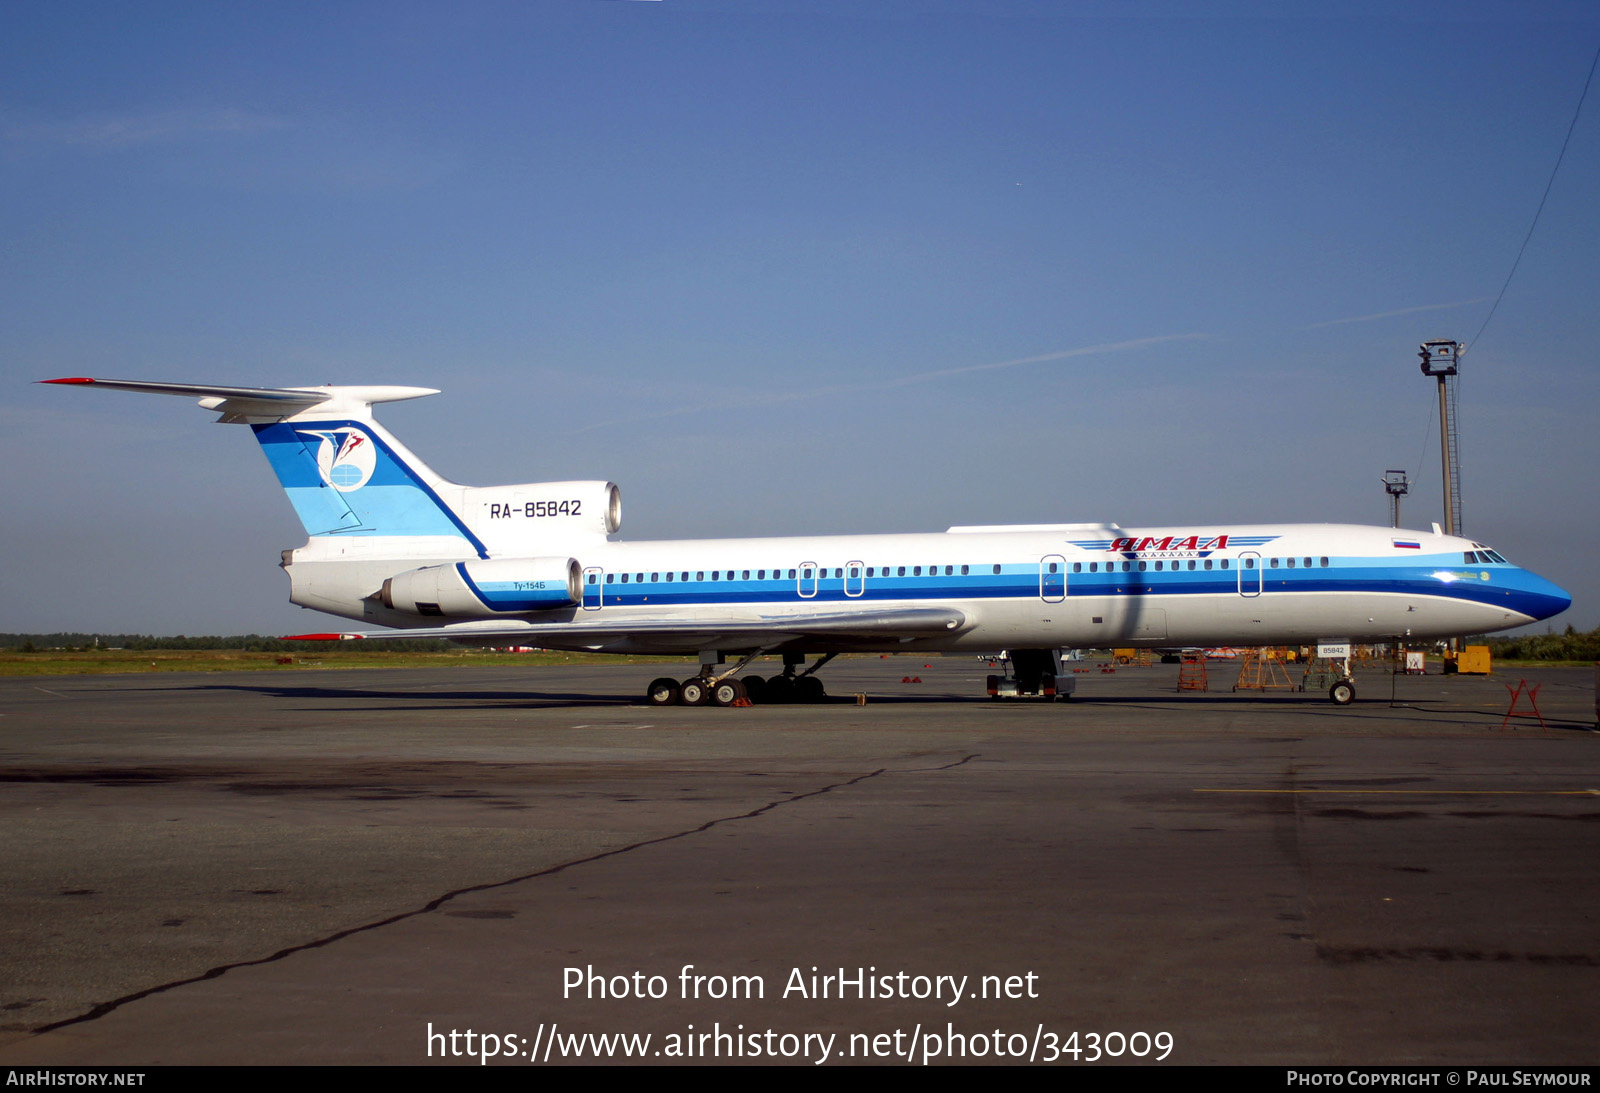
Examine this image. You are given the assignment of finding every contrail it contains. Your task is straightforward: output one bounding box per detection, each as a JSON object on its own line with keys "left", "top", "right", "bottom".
{"left": 566, "top": 332, "right": 1208, "bottom": 435}
{"left": 1304, "top": 298, "right": 1491, "bottom": 329}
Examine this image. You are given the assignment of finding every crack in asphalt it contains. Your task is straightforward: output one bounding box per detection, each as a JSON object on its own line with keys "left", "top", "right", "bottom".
{"left": 30, "top": 753, "right": 980, "bottom": 1036}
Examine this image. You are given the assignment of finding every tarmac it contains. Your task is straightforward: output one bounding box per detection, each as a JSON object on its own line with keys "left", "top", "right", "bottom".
{"left": 0, "top": 655, "right": 1596, "bottom": 1065}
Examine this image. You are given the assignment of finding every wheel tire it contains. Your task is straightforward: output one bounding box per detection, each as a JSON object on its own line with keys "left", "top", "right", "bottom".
{"left": 1329, "top": 680, "right": 1355, "bottom": 706}
{"left": 795, "top": 676, "right": 825, "bottom": 703}
{"left": 646, "top": 677, "right": 680, "bottom": 706}
{"left": 680, "top": 677, "right": 711, "bottom": 706}
{"left": 764, "top": 676, "right": 794, "bottom": 704}
{"left": 712, "top": 679, "right": 747, "bottom": 707}
{"left": 742, "top": 676, "right": 767, "bottom": 704}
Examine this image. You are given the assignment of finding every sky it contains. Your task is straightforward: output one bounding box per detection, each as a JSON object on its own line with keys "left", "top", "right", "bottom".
{"left": 3, "top": 0, "right": 1597, "bottom": 636}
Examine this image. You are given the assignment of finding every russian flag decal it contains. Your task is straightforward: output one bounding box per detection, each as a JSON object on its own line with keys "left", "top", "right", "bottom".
{"left": 1392, "top": 539, "right": 1421, "bottom": 549}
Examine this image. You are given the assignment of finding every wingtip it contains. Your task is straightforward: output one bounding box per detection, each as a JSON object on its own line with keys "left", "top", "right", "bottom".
{"left": 40, "top": 377, "right": 96, "bottom": 385}
{"left": 282, "top": 632, "right": 362, "bottom": 641}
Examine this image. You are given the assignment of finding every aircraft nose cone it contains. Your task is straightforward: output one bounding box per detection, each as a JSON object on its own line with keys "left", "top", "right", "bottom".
{"left": 1514, "top": 571, "right": 1572, "bottom": 622}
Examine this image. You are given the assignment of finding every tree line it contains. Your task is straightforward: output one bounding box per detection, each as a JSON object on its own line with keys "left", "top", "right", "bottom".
{"left": 1472, "top": 625, "right": 1600, "bottom": 663}
{"left": 2, "top": 633, "right": 454, "bottom": 653}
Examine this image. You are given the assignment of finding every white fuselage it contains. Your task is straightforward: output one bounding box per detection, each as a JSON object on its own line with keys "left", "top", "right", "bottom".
{"left": 283, "top": 521, "right": 1568, "bottom": 655}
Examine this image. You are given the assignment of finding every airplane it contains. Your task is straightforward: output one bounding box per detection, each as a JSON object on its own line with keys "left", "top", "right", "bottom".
{"left": 44, "top": 377, "right": 1572, "bottom": 707}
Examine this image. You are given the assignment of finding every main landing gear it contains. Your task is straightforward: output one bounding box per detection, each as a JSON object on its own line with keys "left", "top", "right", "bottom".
{"left": 986, "top": 649, "right": 1077, "bottom": 701}
{"left": 645, "top": 652, "right": 837, "bottom": 708}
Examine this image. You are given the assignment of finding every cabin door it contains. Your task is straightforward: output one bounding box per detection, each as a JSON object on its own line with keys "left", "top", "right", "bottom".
{"left": 1040, "top": 555, "right": 1066, "bottom": 603}
{"left": 1237, "top": 552, "right": 1261, "bottom": 598}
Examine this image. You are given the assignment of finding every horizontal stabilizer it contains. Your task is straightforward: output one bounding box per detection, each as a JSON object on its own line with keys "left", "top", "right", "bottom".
{"left": 42, "top": 378, "right": 438, "bottom": 423}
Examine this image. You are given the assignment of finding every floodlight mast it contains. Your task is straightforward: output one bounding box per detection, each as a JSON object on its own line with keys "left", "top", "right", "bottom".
{"left": 1383, "top": 469, "right": 1409, "bottom": 529}
{"left": 1418, "top": 340, "right": 1462, "bottom": 536}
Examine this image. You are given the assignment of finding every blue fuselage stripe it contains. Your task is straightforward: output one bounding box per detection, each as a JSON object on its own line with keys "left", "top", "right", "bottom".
{"left": 571, "top": 559, "right": 1560, "bottom": 620}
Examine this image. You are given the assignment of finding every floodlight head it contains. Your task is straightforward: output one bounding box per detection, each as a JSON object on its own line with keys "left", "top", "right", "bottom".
{"left": 1419, "top": 340, "right": 1460, "bottom": 376}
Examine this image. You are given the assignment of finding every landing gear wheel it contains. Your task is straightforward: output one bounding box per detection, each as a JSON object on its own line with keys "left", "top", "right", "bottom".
{"left": 764, "top": 676, "right": 794, "bottom": 704}
{"left": 646, "top": 677, "right": 680, "bottom": 707}
{"left": 1329, "top": 680, "right": 1355, "bottom": 706}
{"left": 742, "top": 676, "right": 767, "bottom": 704}
{"left": 680, "top": 677, "right": 711, "bottom": 706}
{"left": 795, "top": 676, "right": 825, "bottom": 703}
{"left": 711, "top": 679, "right": 748, "bottom": 707}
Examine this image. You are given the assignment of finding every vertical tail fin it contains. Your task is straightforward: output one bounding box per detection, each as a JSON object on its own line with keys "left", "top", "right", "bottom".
{"left": 251, "top": 412, "right": 485, "bottom": 554}
{"left": 43, "top": 378, "right": 486, "bottom": 555}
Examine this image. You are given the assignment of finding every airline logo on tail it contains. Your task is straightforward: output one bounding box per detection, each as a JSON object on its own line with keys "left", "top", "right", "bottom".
{"left": 298, "top": 427, "right": 377, "bottom": 492}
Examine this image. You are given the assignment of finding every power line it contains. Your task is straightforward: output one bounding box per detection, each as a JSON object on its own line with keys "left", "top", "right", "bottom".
{"left": 1470, "top": 41, "right": 1600, "bottom": 351}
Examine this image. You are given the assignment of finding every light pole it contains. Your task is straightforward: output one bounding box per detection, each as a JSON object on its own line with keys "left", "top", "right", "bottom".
{"left": 1383, "top": 469, "right": 1409, "bottom": 529}
{"left": 1418, "top": 340, "right": 1462, "bottom": 536}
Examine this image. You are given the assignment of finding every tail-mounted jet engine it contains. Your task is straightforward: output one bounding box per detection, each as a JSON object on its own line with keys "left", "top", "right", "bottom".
{"left": 381, "top": 557, "right": 582, "bottom": 616}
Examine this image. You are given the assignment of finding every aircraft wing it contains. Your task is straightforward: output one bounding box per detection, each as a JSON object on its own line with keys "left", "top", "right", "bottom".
{"left": 289, "top": 606, "right": 969, "bottom": 654}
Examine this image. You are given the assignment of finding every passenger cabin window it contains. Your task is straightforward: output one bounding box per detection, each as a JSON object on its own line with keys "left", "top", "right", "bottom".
{"left": 1321, "top": 557, "right": 1329, "bottom": 567}
{"left": 992, "top": 565, "right": 1001, "bottom": 574}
